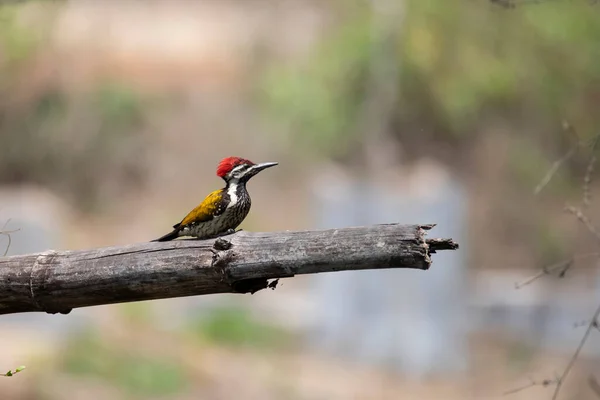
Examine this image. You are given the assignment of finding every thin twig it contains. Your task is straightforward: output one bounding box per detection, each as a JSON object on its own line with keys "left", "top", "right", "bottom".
{"left": 583, "top": 135, "right": 599, "bottom": 208}
{"left": 551, "top": 303, "right": 600, "bottom": 400}
{"left": 534, "top": 146, "right": 578, "bottom": 195}
{"left": 549, "top": 134, "right": 600, "bottom": 400}
{"left": 573, "top": 315, "right": 600, "bottom": 330}
{"left": 565, "top": 205, "right": 600, "bottom": 243}
{"left": 2, "top": 233, "right": 10, "bottom": 257}
{"left": 534, "top": 124, "right": 599, "bottom": 196}
{"left": 0, "top": 365, "right": 25, "bottom": 377}
{"left": 504, "top": 377, "right": 558, "bottom": 396}
{"left": 533, "top": 120, "right": 581, "bottom": 196}
{"left": 520, "top": 125, "right": 600, "bottom": 399}
{"left": 514, "top": 259, "right": 572, "bottom": 289}
{"left": 0, "top": 219, "right": 19, "bottom": 257}
{"left": 514, "top": 252, "right": 600, "bottom": 289}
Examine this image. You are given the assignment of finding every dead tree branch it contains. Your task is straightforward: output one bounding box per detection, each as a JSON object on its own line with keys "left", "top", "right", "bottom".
{"left": 0, "top": 223, "right": 458, "bottom": 316}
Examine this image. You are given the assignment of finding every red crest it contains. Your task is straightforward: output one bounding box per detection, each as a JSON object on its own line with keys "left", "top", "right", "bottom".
{"left": 216, "top": 157, "right": 255, "bottom": 178}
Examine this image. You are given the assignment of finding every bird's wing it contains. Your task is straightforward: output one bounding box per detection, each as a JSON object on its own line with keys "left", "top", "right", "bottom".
{"left": 175, "top": 188, "right": 228, "bottom": 228}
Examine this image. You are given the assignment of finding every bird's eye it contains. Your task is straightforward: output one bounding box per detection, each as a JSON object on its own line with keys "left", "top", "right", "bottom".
{"left": 229, "top": 164, "right": 247, "bottom": 177}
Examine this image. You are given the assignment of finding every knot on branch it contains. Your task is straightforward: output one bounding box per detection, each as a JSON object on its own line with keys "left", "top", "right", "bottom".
{"left": 213, "top": 237, "right": 232, "bottom": 251}
{"left": 209, "top": 237, "right": 280, "bottom": 295}
{"left": 210, "top": 238, "right": 234, "bottom": 269}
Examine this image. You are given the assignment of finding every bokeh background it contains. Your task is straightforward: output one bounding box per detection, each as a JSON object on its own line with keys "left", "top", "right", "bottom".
{"left": 1, "top": 0, "right": 600, "bottom": 399}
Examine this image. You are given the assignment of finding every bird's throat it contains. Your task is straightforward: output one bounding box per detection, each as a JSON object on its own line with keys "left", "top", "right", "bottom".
{"left": 226, "top": 179, "right": 241, "bottom": 207}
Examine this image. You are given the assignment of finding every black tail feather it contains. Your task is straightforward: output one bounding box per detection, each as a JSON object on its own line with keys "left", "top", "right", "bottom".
{"left": 152, "top": 228, "right": 180, "bottom": 242}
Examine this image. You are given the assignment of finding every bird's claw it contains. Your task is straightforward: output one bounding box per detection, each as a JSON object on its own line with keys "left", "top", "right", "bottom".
{"left": 215, "top": 228, "right": 239, "bottom": 238}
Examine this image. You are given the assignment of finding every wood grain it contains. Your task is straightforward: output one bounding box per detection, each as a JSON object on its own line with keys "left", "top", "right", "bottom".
{"left": 0, "top": 223, "right": 458, "bottom": 315}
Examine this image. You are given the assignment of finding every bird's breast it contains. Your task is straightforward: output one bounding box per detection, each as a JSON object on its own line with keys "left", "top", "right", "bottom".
{"left": 184, "top": 197, "right": 251, "bottom": 239}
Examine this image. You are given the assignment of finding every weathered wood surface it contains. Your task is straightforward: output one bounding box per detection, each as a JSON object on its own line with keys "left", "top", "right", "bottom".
{"left": 0, "top": 223, "right": 458, "bottom": 315}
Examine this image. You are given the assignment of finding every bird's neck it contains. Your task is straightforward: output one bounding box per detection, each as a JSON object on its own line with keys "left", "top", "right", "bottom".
{"left": 225, "top": 179, "right": 247, "bottom": 206}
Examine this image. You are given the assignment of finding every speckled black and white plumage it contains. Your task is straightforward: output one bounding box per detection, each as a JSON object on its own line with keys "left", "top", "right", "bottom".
{"left": 180, "top": 181, "right": 251, "bottom": 239}
{"left": 153, "top": 158, "right": 277, "bottom": 242}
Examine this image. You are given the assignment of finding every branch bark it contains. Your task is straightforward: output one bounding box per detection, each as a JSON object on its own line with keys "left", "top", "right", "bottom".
{"left": 0, "top": 223, "right": 458, "bottom": 315}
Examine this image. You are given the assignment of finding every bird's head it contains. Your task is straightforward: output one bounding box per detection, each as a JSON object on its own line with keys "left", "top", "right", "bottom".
{"left": 216, "top": 157, "right": 278, "bottom": 183}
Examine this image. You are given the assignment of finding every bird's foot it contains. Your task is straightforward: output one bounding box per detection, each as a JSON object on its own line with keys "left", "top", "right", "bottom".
{"left": 218, "top": 228, "right": 243, "bottom": 237}
{"left": 215, "top": 228, "right": 237, "bottom": 238}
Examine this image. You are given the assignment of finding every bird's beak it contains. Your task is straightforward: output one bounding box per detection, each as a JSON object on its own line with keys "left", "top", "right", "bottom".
{"left": 252, "top": 162, "right": 278, "bottom": 172}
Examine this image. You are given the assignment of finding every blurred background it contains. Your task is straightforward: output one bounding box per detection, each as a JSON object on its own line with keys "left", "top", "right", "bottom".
{"left": 0, "top": 0, "right": 600, "bottom": 399}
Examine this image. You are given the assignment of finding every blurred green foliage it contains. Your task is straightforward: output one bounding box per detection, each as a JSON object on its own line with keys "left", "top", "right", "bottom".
{"left": 260, "top": 0, "right": 600, "bottom": 158}
{"left": 62, "top": 329, "right": 188, "bottom": 397}
{"left": 0, "top": 82, "right": 153, "bottom": 211}
{"left": 188, "top": 306, "right": 294, "bottom": 350}
{"left": 0, "top": 4, "right": 39, "bottom": 72}
{"left": 261, "top": 17, "right": 373, "bottom": 158}
{"left": 0, "top": 3, "right": 156, "bottom": 211}
{"left": 0, "top": 0, "right": 597, "bottom": 217}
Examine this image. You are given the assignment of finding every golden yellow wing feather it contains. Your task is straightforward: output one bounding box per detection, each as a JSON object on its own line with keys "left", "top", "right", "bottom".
{"left": 176, "top": 189, "right": 225, "bottom": 228}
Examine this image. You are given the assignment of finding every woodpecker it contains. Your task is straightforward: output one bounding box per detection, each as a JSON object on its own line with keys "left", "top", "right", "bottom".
{"left": 153, "top": 157, "right": 278, "bottom": 242}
